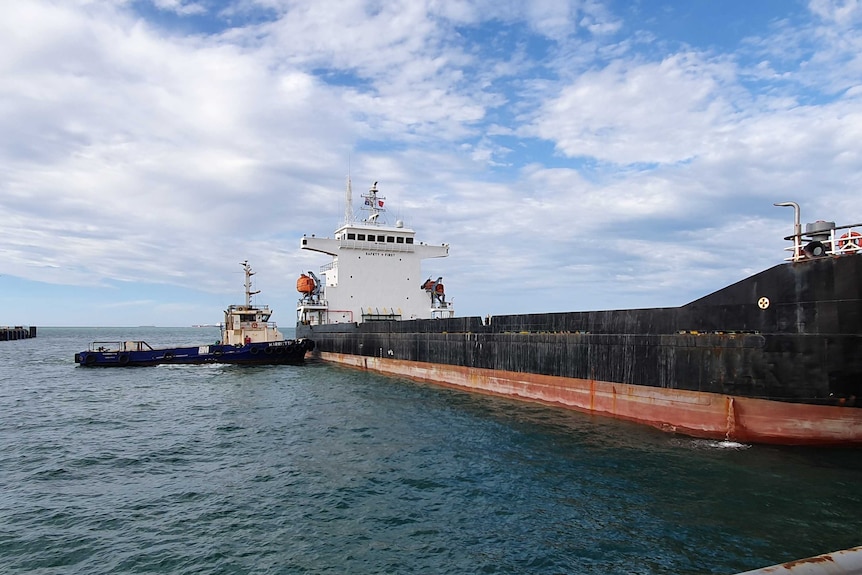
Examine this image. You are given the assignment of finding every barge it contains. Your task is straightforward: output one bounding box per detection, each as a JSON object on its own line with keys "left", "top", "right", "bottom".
{"left": 296, "top": 183, "right": 861, "bottom": 446}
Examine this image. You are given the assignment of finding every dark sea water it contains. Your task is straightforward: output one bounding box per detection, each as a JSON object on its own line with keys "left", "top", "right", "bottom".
{"left": 1, "top": 327, "right": 861, "bottom": 575}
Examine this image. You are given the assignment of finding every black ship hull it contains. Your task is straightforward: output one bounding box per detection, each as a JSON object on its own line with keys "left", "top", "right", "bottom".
{"left": 298, "top": 255, "right": 862, "bottom": 445}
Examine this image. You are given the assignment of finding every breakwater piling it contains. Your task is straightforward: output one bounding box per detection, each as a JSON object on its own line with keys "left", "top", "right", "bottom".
{"left": 0, "top": 326, "right": 37, "bottom": 341}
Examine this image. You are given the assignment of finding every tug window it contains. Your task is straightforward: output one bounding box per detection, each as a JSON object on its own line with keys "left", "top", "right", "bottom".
{"left": 347, "top": 233, "right": 356, "bottom": 240}
{"left": 406, "top": 237, "right": 414, "bottom": 244}
{"left": 357, "top": 234, "right": 365, "bottom": 240}
{"left": 396, "top": 237, "right": 404, "bottom": 243}
{"left": 387, "top": 236, "right": 395, "bottom": 243}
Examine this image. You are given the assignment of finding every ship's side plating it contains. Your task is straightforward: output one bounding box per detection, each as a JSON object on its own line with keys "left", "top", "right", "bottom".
{"left": 300, "top": 255, "right": 861, "bottom": 403}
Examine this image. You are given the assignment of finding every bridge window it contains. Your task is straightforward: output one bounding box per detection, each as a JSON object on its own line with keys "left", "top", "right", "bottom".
{"left": 387, "top": 236, "right": 395, "bottom": 243}
{"left": 396, "top": 236, "right": 404, "bottom": 243}
{"left": 347, "top": 233, "right": 356, "bottom": 240}
{"left": 406, "top": 237, "right": 414, "bottom": 244}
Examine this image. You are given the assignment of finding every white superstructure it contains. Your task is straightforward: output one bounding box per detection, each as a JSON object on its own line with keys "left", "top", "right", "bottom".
{"left": 297, "top": 180, "right": 454, "bottom": 326}
{"left": 222, "top": 261, "right": 284, "bottom": 344}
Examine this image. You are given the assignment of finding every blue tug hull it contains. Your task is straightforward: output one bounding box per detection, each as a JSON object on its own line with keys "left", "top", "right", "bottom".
{"left": 75, "top": 339, "right": 314, "bottom": 367}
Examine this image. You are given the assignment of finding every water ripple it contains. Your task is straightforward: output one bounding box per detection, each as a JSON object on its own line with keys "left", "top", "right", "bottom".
{"left": 1, "top": 329, "right": 861, "bottom": 574}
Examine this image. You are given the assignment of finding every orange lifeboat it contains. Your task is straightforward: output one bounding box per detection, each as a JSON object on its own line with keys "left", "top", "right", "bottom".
{"left": 296, "top": 274, "right": 316, "bottom": 294}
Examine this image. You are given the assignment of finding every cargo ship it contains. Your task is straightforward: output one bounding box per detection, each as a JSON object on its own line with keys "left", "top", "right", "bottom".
{"left": 296, "top": 182, "right": 862, "bottom": 446}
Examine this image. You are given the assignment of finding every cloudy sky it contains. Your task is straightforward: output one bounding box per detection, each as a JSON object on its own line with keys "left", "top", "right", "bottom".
{"left": 3, "top": 0, "right": 862, "bottom": 327}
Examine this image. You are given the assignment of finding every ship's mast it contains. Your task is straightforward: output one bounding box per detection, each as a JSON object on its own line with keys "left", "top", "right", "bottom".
{"left": 241, "top": 260, "right": 260, "bottom": 307}
{"left": 344, "top": 172, "right": 353, "bottom": 225}
{"left": 361, "top": 181, "right": 386, "bottom": 224}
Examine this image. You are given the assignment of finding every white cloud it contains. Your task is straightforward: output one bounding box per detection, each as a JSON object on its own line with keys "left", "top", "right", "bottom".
{"left": 808, "top": 0, "right": 862, "bottom": 26}
{"left": 1, "top": 0, "right": 862, "bottom": 325}
{"left": 531, "top": 53, "right": 738, "bottom": 165}
{"left": 152, "top": 0, "right": 207, "bottom": 15}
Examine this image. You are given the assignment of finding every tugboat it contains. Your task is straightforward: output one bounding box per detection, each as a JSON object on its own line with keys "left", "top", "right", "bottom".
{"left": 75, "top": 261, "right": 313, "bottom": 367}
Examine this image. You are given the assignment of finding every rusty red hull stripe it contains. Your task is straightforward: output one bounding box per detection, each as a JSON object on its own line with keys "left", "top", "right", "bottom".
{"left": 317, "top": 352, "right": 862, "bottom": 447}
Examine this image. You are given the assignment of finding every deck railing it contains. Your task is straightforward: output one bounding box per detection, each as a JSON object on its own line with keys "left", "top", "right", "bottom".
{"left": 782, "top": 222, "right": 862, "bottom": 262}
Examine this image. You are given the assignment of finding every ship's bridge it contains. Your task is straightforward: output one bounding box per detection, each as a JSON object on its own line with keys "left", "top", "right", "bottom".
{"left": 298, "top": 180, "right": 451, "bottom": 325}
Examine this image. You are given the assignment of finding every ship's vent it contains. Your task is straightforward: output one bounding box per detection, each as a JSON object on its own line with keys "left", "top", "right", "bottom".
{"left": 805, "top": 220, "right": 835, "bottom": 241}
